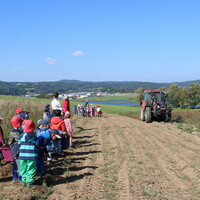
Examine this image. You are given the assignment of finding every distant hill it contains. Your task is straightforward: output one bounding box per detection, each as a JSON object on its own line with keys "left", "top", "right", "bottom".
{"left": 0, "top": 79, "right": 199, "bottom": 96}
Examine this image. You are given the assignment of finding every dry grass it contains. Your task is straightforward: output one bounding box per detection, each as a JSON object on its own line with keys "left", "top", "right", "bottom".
{"left": 0, "top": 97, "right": 46, "bottom": 141}
{"left": 172, "top": 109, "right": 200, "bottom": 132}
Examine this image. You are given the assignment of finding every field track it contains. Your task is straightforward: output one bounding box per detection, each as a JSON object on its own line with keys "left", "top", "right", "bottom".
{"left": 0, "top": 113, "right": 199, "bottom": 199}
{"left": 49, "top": 113, "right": 200, "bottom": 200}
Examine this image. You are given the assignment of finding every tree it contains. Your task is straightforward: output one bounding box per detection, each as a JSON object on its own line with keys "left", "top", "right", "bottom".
{"left": 186, "top": 83, "right": 200, "bottom": 109}
{"left": 167, "top": 84, "right": 180, "bottom": 108}
{"left": 159, "top": 87, "right": 168, "bottom": 92}
{"left": 178, "top": 87, "right": 189, "bottom": 108}
{"left": 134, "top": 88, "right": 144, "bottom": 102}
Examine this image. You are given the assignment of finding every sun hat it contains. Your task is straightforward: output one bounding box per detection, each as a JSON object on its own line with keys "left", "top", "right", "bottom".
{"left": 11, "top": 116, "right": 24, "bottom": 128}
{"left": 16, "top": 108, "right": 23, "bottom": 114}
{"left": 24, "top": 120, "right": 35, "bottom": 133}
{"left": 65, "top": 111, "right": 70, "bottom": 117}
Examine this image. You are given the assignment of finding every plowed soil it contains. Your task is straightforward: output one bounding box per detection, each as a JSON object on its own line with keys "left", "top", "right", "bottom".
{"left": 0, "top": 113, "right": 199, "bottom": 200}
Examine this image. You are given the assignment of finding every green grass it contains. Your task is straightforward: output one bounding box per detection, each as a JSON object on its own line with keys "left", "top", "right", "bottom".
{"left": 0, "top": 94, "right": 199, "bottom": 142}
{"left": 96, "top": 104, "right": 140, "bottom": 116}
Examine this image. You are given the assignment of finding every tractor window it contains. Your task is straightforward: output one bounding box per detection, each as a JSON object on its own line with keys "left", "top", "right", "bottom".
{"left": 144, "top": 93, "right": 152, "bottom": 102}
{"left": 155, "top": 93, "right": 161, "bottom": 102}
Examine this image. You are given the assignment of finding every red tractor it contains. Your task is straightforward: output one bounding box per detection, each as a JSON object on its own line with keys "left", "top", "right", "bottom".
{"left": 140, "top": 90, "right": 172, "bottom": 123}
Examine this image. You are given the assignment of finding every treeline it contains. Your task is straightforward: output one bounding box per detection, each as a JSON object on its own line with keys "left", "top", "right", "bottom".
{"left": 0, "top": 80, "right": 200, "bottom": 98}
{"left": 135, "top": 83, "right": 200, "bottom": 109}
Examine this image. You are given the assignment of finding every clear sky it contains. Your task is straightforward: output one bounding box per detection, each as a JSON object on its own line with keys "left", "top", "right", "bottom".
{"left": 0, "top": 0, "right": 200, "bottom": 83}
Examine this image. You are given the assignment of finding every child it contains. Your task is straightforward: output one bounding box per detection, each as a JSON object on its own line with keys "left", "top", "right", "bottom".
{"left": 90, "top": 105, "right": 93, "bottom": 117}
{"left": 50, "top": 109, "right": 67, "bottom": 132}
{"left": 78, "top": 105, "right": 82, "bottom": 117}
{"left": 0, "top": 114, "right": 5, "bottom": 147}
{"left": 63, "top": 97, "right": 70, "bottom": 114}
{"left": 35, "top": 120, "right": 52, "bottom": 175}
{"left": 74, "top": 104, "right": 77, "bottom": 115}
{"left": 96, "top": 105, "right": 102, "bottom": 117}
{"left": 19, "top": 120, "right": 38, "bottom": 187}
{"left": 50, "top": 109, "right": 69, "bottom": 151}
{"left": 49, "top": 129, "right": 62, "bottom": 157}
{"left": 43, "top": 104, "right": 51, "bottom": 122}
{"left": 64, "top": 111, "right": 74, "bottom": 147}
{"left": 16, "top": 108, "right": 29, "bottom": 120}
{"left": 9, "top": 116, "right": 24, "bottom": 181}
{"left": 0, "top": 114, "right": 5, "bottom": 165}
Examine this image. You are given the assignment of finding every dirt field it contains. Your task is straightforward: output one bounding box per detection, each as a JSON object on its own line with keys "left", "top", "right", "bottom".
{"left": 0, "top": 113, "right": 199, "bottom": 200}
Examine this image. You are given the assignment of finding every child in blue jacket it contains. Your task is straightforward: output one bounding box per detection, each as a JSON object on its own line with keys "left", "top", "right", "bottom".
{"left": 35, "top": 119, "right": 52, "bottom": 175}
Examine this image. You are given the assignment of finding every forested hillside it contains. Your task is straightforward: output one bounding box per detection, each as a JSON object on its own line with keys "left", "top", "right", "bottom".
{"left": 0, "top": 79, "right": 200, "bottom": 95}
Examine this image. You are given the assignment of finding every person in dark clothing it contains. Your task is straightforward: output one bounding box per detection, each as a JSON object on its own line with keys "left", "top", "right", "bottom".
{"left": 9, "top": 116, "right": 24, "bottom": 181}
{"left": 43, "top": 104, "right": 51, "bottom": 122}
{"left": 35, "top": 120, "right": 52, "bottom": 175}
{"left": 0, "top": 115, "right": 5, "bottom": 147}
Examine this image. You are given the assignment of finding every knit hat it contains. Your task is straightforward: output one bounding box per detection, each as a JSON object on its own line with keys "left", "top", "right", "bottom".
{"left": 16, "top": 108, "right": 23, "bottom": 114}
{"left": 50, "top": 129, "right": 59, "bottom": 135}
{"left": 38, "top": 119, "right": 51, "bottom": 126}
{"left": 24, "top": 120, "right": 35, "bottom": 133}
{"left": 11, "top": 116, "right": 23, "bottom": 128}
{"left": 65, "top": 111, "right": 70, "bottom": 117}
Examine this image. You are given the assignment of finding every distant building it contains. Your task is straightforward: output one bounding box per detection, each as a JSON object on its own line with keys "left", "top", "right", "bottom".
{"left": 59, "top": 92, "right": 95, "bottom": 100}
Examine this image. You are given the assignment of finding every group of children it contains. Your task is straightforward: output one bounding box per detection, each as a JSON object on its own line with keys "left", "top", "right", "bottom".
{"left": 0, "top": 104, "right": 74, "bottom": 188}
{"left": 77, "top": 104, "right": 102, "bottom": 117}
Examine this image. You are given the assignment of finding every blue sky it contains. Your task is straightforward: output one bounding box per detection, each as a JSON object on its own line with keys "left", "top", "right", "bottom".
{"left": 0, "top": 0, "right": 200, "bottom": 83}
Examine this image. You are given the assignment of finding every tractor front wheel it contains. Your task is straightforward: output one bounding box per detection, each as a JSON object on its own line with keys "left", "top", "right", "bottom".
{"left": 165, "top": 112, "right": 172, "bottom": 122}
{"left": 140, "top": 109, "right": 145, "bottom": 121}
{"left": 145, "top": 107, "right": 153, "bottom": 123}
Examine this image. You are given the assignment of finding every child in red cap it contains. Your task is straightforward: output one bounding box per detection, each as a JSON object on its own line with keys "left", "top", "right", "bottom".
{"left": 16, "top": 108, "right": 29, "bottom": 120}
{"left": 9, "top": 116, "right": 24, "bottom": 181}
{"left": 19, "top": 120, "right": 38, "bottom": 187}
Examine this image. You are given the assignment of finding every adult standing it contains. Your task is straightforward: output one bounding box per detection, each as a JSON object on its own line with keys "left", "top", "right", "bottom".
{"left": 63, "top": 97, "right": 70, "bottom": 114}
{"left": 51, "top": 92, "right": 62, "bottom": 117}
{"left": 85, "top": 99, "right": 89, "bottom": 108}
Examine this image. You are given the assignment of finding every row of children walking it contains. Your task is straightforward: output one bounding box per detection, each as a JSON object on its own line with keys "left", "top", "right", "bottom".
{"left": 77, "top": 104, "right": 102, "bottom": 117}
{"left": 8, "top": 105, "right": 74, "bottom": 188}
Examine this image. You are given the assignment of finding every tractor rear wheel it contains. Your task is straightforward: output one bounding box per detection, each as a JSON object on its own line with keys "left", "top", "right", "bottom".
{"left": 140, "top": 109, "right": 145, "bottom": 121}
{"left": 145, "top": 107, "right": 153, "bottom": 123}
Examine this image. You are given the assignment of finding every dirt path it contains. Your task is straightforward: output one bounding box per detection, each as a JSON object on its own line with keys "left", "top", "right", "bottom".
{"left": 48, "top": 113, "right": 199, "bottom": 200}
{"left": 0, "top": 113, "right": 199, "bottom": 200}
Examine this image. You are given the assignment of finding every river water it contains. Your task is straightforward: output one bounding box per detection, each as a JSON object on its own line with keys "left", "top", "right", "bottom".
{"left": 76, "top": 100, "right": 140, "bottom": 106}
